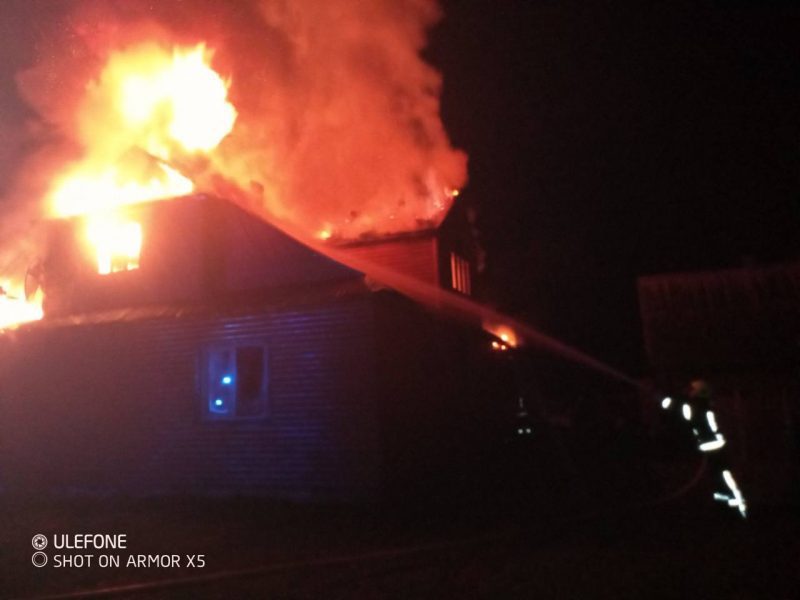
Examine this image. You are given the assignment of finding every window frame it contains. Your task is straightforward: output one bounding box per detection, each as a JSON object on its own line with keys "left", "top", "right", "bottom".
{"left": 200, "top": 340, "right": 270, "bottom": 421}
{"left": 450, "top": 252, "right": 472, "bottom": 296}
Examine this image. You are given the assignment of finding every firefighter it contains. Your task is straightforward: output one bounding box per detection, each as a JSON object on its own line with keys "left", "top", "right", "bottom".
{"left": 661, "top": 379, "right": 747, "bottom": 518}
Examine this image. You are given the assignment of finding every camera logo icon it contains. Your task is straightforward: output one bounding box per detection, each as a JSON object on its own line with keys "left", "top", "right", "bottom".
{"left": 32, "top": 534, "right": 48, "bottom": 550}
{"left": 32, "top": 552, "right": 48, "bottom": 567}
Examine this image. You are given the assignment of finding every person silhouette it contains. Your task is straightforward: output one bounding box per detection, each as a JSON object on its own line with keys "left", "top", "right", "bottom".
{"left": 661, "top": 379, "right": 747, "bottom": 518}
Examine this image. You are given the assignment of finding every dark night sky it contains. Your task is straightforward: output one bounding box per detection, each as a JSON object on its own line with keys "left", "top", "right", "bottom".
{"left": 0, "top": 1, "right": 798, "bottom": 375}
{"left": 429, "top": 1, "right": 799, "bottom": 372}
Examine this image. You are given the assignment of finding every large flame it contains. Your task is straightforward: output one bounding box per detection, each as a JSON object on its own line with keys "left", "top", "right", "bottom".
{"left": 15, "top": 0, "right": 467, "bottom": 241}
{"left": 49, "top": 42, "right": 236, "bottom": 218}
{"left": 1, "top": 42, "right": 236, "bottom": 329}
{"left": 51, "top": 42, "right": 237, "bottom": 303}
{"left": 2, "top": 1, "right": 468, "bottom": 327}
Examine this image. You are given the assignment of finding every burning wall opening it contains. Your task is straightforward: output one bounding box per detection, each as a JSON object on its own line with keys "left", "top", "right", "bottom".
{"left": 86, "top": 215, "right": 142, "bottom": 275}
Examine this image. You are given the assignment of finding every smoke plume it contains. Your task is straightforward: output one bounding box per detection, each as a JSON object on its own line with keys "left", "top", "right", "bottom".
{"left": 11, "top": 0, "right": 467, "bottom": 241}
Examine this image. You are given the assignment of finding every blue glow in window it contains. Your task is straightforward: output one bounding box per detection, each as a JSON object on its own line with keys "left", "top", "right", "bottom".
{"left": 221, "top": 375, "right": 233, "bottom": 385}
{"left": 209, "top": 396, "right": 227, "bottom": 415}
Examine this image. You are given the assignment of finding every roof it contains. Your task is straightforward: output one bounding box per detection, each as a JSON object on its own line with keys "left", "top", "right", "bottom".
{"left": 638, "top": 261, "right": 800, "bottom": 371}
{"left": 43, "top": 194, "right": 362, "bottom": 317}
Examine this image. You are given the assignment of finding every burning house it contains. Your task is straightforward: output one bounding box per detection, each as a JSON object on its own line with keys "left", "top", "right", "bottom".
{"left": 0, "top": 6, "right": 510, "bottom": 502}
{"left": 0, "top": 191, "right": 512, "bottom": 502}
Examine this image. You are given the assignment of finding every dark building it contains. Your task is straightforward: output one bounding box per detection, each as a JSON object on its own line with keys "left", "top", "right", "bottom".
{"left": 638, "top": 263, "right": 800, "bottom": 505}
{"left": 0, "top": 195, "right": 508, "bottom": 502}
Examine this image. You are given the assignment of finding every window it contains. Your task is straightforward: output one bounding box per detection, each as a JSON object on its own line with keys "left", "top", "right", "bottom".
{"left": 202, "top": 343, "right": 269, "bottom": 419}
{"left": 86, "top": 216, "right": 142, "bottom": 275}
{"left": 450, "top": 252, "right": 471, "bottom": 295}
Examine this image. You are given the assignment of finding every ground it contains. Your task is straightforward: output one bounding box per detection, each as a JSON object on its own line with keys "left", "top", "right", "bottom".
{"left": 1, "top": 495, "right": 797, "bottom": 600}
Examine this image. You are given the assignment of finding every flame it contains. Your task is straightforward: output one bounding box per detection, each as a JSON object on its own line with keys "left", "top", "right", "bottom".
{"left": 52, "top": 165, "right": 193, "bottom": 218}
{"left": 0, "top": 280, "right": 43, "bottom": 331}
{"left": 86, "top": 216, "right": 143, "bottom": 275}
{"left": 11, "top": 2, "right": 467, "bottom": 246}
{"left": 49, "top": 42, "right": 237, "bottom": 219}
{"left": 0, "top": 41, "right": 237, "bottom": 328}
{"left": 45, "top": 42, "right": 237, "bottom": 284}
{"left": 2, "top": 3, "right": 469, "bottom": 324}
{"left": 485, "top": 323, "right": 519, "bottom": 349}
{"left": 118, "top": 44, "right": 236, "bottom": 154}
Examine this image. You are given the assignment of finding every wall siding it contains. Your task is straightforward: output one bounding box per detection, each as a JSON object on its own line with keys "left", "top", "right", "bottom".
{"left": 340, "top": 235, "right": 439, "bottom": 287}
{"left": 0, "top": 298, "right": 381, "bottom": 502}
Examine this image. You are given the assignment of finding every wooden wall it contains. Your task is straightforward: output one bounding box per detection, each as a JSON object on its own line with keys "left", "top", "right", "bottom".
{"left": 0, "top": 297, "right": 380, "bottom": 502}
